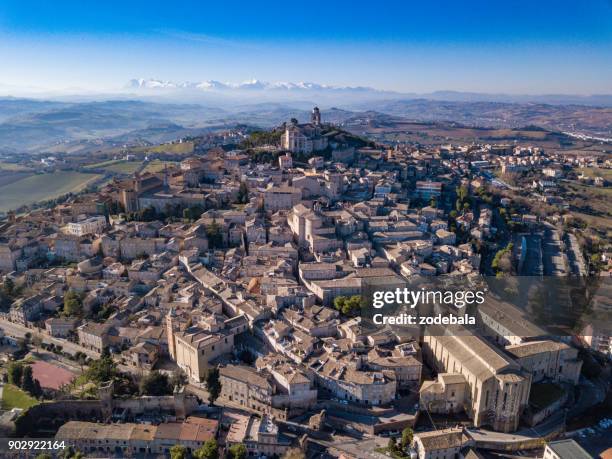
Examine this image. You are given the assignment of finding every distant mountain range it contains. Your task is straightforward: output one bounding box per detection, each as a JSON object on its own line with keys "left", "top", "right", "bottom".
{"left": 127, "top": 78, "right": 612, "bottom": 107}
{"left": 1, "top": 91, "right": 611, "bottom": 155}
{"left": 127, "top": 78, "right": 384, "bottom": 93}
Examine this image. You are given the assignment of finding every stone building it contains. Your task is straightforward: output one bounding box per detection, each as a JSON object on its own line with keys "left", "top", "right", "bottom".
{"left": 505, "top": 340, "right": 582, "bottom": 385}
{"left": 413, "top": 427, "right": 471, "bottom": 459}
{"left": 420, "top": 373, "right": 468, "bottom": 414}
{"left": 263, "top": 185, "right": 302, "bottom": 212}
{"left": 421, "top": 333, "right": 531, "bottom": 432}
{"left": 280, "top": 109, "right": 328, "bottom": 154}
{"left": 166, "top": 312, "right": 235, "bottom": 383}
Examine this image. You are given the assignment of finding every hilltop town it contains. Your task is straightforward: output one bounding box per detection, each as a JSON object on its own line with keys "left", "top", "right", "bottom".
{"left": 0, "top": 107, "right": 609, "bottom": 459}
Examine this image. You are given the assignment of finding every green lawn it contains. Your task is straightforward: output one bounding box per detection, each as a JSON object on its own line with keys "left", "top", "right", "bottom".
{"left": 1, "top": 384, "right": 39, "bottom": 410}
{"left": 0, "top": 171, "right": 102, "bottom": 212}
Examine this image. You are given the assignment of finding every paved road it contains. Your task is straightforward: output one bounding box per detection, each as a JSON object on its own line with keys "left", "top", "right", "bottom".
{"left": 0, "top": 318, "right": 98, "bottom": 359}
{"left": 309, "top": 434, "right": 388, "bottom": 459}
{"left": 542, "top": 225, "right": 568, "bottom": 276}
{"left": 0, "top": 318, "right": 137, "bottom": 375}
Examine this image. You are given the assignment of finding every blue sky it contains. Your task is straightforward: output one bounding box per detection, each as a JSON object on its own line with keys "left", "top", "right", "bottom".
{"left": 1, "top": 0, "right": 611, "bottom": 94}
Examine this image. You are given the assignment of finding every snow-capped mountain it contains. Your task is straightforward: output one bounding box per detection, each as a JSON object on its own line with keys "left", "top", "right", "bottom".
{"left": 127, "top": 78, "right": 386, "bottom": 94}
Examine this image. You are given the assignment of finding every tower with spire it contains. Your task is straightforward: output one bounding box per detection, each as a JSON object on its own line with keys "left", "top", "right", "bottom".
{"left": 311, "top": 106, "right": 321, "bottom": 126}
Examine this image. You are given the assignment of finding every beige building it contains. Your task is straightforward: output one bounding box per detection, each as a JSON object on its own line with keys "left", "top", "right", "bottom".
{"left": 263, "top": 185, "right": 302, "bottom": 212}
{"left": 505, "top": 340, "right": 582, "bottom": 385}
{"left": 312, "top": 353, "right": 396, "bottom": 406}
{"left": 167, "top": 313, "right": 235, "bottom": 383}
{"left": 280, "top": 112, "right": 327, "bottom": 154}
{"left": 219, "top": 364, "right": 274, "bottom": 413}
{"left": 420, "top": 373, "right": 468, "bottom": 414}
{"left": 413, "top": 427, "right": 470, "bottom": 459}
{"left": 219, "top": 362, "right": 317, "bottom": 417}
{"left": 422, "top": 333, "right": 531, "bottom": 432}
{"left": 56, "top": 417, "right": 218, "bottom": 456}
{"left": 367, "top": 347, "right": 422, "bottom": 389}
{"left": 543, "top": 439, "right": 592, "bottom": 459}
{"left": 221, "top": 409, "right": 291, "bottom": 457}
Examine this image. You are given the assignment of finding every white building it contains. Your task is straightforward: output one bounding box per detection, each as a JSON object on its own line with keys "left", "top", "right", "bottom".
{"left": 67, "top": 216, "right": 107, "bottom": 236}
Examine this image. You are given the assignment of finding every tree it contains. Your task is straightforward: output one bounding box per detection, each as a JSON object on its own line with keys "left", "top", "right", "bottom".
{"left": 456, "top": 185, "right": 469, "bottom": 202}
{"left": 238, "top": 349, "right": 255, "bottom": 365}
{"left": 228, "top": 443, "right": 247, "bottom": 459}
{"left": 35, "top": 454, "right": 52, "bottom": 459}
{"left": 206, "top": 220, "right": 223, "bottom": 249}
{"left": 236, "top": 181, "right": 250, "bottom": 204}
{"left": 7, "top": 361, "right": 24, "bottom": 386}
{"left": 387, "top": 437, "right": 398, "bottom": 454}
{"left": 170, "top": 444, "right": 187, "bottom": 459}
{"left": 33, "top": 379, "right": 43, "bottom": 398}
{"left": 31, "top": 335, "right": 43, "bottom": 352}
{"left": 455, "top": 199, "right": 463, "bottom": 213}
{"left": 333, "top": 296, "right": 347, "bottom": 312}
{"left": 170, "top": 369, "right": 188, "bottom": 389}
{"left": 139, "top": 371, "right": 172, "bottom": 396}
{"left": 21, "top": 365, "right": 37, "bottom": 395}
{"left": 193, "top": 438, "right": 219, "bottom": 459}
{"left": 334, "top": 295, "right": 361, "bottom": 316}
{"left": 2, "top": 277, "right": 15, "bottom": 297}
{"left": 85, "top": 355, "right": 117, "bottom": 383}
{"left": 401, "top": 426, "right": 414, "bottom": 449}
{"left": 63, "top": 291, "right": 83, "bottom": 317}
{"left": 183, "top": 207, "right": 193, "bottom": 221}
{"left": 205, "top": 368, "right": 222, "bottom": 405}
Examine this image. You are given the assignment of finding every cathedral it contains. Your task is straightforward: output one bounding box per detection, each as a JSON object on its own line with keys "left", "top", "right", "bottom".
{"left": 280, "top": 106, "right": 328, "bottom": 154}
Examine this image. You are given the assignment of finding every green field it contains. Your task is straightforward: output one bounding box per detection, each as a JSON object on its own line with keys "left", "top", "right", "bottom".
{"left": 142, "top": 159, "right": 178, "bottom": 173}
{"left": 0, "top": 161, "right": 32, "bottom": 172}
{"left": 130, "top": 141, "right": 194, "bottom": 155}
{"left": 0, "top": 171, "right": 102, "bottom": 212}
{"left": 99, "top": 160, "right": 141, "bottom": 174}
{"left": 578, "top": 167, "right": 612, "bottom": 181}
{"left": 1, "top": 384, "right": 40, "bottom": 410}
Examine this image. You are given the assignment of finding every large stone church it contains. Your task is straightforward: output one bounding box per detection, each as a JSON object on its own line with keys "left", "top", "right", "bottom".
{"left": 280, "top": 107, "right": 328, "bottom": 154}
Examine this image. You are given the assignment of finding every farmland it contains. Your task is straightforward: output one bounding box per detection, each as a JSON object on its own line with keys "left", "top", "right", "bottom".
{"left": 0, "top": 171, "right": 102, "bottom": 212}
{"left": 85, "top": 159, "right": 142, "bottom": 175}
{"left": 142, "top": 159, "right": 178, "bottom": 173}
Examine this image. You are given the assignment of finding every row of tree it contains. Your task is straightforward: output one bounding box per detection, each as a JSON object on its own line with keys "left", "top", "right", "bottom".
{"left": 6, "top": 361, "right": 43, "bottom": 398}
{"left": 170, "top": 441, "right": 306, "bottom": 459}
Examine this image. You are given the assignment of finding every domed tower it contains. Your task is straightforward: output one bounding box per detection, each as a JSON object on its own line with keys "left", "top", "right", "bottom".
{"left": 311, "top": 106, "right": 321, "bottom": 126}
